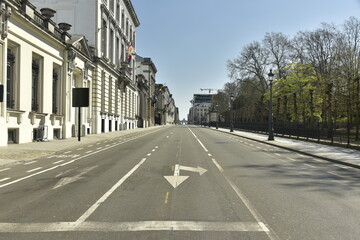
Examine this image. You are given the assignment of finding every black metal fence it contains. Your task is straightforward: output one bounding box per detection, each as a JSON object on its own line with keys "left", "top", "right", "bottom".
{"left": 210, "top": 121, "right": 360, "bottom": 149}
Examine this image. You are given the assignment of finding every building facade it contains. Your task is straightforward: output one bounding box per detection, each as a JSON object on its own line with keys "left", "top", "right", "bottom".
{"left": 31, "top": 0, "right": 140, "bottom": 132}
{"left": 0, "top": 0, "right": 94, "bottom": 146}
{"left": 135, "top": 55, "right": 157, "bottom": 128}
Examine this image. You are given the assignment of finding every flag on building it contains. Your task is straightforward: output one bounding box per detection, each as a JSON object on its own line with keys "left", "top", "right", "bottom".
{"left": 127, "top": 44, "right": 135, "bottom": 64}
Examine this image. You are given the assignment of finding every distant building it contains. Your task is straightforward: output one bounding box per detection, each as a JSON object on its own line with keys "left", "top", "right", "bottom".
{"left": 189, "top": 94, "right": 213, "bottom": 125}
{"left": 135, "top": 55, "right": 157, "bottom": 128}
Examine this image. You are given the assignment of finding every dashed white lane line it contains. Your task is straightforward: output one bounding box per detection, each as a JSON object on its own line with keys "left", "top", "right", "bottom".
{"left": 86, "top": 150, "right": 93, "bottom": 154}
{"left": 96, "top": 147, "right": 103, "bottom": 150}
{"left": 304, "top": 163, "right": 316, "bottom": 168}
{"left": 64, "top": 151, "right": 72, "bottom": 154}
{"left": 26, "top": 167, "right": 43, "bottom": 173}
{"left": 0, "top": 178, "right": 10, "bottom": 183}
{"left": 0, "top": 168, "right": 10, "bottom": 172}
{"left": 53, "top": 160, "right": 64, "bottom": 164}
{"left": 275, "top": 153, "right": 281, "bottom": 157}
{"left": 24, "top": 161, "right": 37, "bottom": 165}
{"left": 208, "top": 153, "right": 212, "bottom": 157}
{"left": 147, "top": 153, "right": 152, "bottom": 156}
{"left": 88, "top": 145, "right": 94, "bottom": 148}
{"left": 287, "top": 157, "right": 296, "bottom": 161}
{"left": 328, "top": 171, "right": 343, "bottom": 178}
{"left": 77, "top": 148, "right": 84, "bottom": 151}
{"left": 152, "top": 149, "right": 156, "bottom": 152}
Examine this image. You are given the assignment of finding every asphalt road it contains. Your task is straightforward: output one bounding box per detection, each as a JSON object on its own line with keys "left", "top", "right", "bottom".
{"left": 0, "top": 125, "right": 359, "bottom": 239}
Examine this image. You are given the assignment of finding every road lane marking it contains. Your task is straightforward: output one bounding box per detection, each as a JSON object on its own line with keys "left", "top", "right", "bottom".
{"left": 0, "top": 178, "right": 10, "bottom": 183}
{"left": 0, "top": 168, "right": 10, "bottom": 172}
{"left": 328, "top": 171, "right": 343, "bottom": 178}
{"left": 26, "top": 167, "right": 43, "bottom": 173}
{"left": 304, "top": 163, "right": 315, "bottom": 168}
{"left": 53, "top": 166, "right": 98, "bottom": 189}
{"left": 0, "top": 130, "right": 161, "bottom": 189}
{"left": 0, "top": 221, "right": 269, "bottom": 232}
{"left": 211, "top": 158, "right": 277, "bottom": 239}
{"left": 64, "top": 151, "right": 72, "bottom": 154}
{"left": 76, "top": 158, "right": 148, "bottom": 223}
{"left": 287, "top": 157, "right": 296, "bottom": 161}
{"left": 77, "top": 148, "right": 84, "bottom": 151}
{"left": 24, "top": 161, "right": 37, "bottom": 165}
{"left": 164, "top": 192, "right": 169, "bottom": 204}
{"left": 53, "top": 160, "right": 64, "bottom": 164}
{"left": 187, "top": 128, "right": 208, "bottom": 152}
{"left": 86, "top": 150, "right": 93, "bottom": 154}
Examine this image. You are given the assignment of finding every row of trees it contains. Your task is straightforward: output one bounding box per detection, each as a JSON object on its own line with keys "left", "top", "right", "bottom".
{"left": 214, "top": 17, "right": 360, "bottom": 142}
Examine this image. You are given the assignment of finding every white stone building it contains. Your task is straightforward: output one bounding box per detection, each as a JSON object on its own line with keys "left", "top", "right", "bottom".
{"left": 31, "top": 0, "right": 140, "bottom": 132}
{"left": 0, "top": 0, "right": 94, "bottom": 146}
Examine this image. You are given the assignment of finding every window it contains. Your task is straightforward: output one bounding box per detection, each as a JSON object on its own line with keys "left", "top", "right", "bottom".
{"left": 116, "top": 36, "right": 120, "bottom": 66}
{"left": 6, "top": 48, "right": 15, "bottom": 109}
{"left": 126, "top": 20, "right": 129, "bottom": 37}
{"left": 31, "top": 60, "right": 40, "bottom": 112}
{"left": 121, "top": 43, "right": 125, "bottom": 62}
{"left": 121, "top": 11, "right": 125, "bottom": 30}
{"left": 101, "top": 20, "right": 107, "bottom": 58}
{"left": 52, "top": 69, "right": 59, "bottom": 114}
{"left": 110, "top": 28, "right": 114, "bottom": 62}
{"left": 109, "top": 0, "right": 114, "bottom": 13}
{"left": 116, "top": 4, "right": 120, "bottom": 22}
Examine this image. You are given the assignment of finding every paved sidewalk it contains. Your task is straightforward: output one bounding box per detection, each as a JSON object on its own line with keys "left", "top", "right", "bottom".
{"left": 0, "top": 126, "right": 164, "bottom": 167}
{"left": 212, "top": 127, "right": 360, "bottom": 169}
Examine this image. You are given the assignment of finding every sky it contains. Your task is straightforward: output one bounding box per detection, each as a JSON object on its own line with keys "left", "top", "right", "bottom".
{"left": 131, "top": 0, "right": 360, "bottom": 120}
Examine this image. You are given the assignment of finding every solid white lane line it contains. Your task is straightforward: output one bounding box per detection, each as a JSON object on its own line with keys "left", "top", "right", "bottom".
{"left": 24, "top": 161, "right": 37, "bottom": 165}
{"left": 187, "top": 128, "right": 208, "bottom": 152}
{"left": 0, "top": 168, "right": 10, "bottom": 172}
{"left": 76, "top": 158, "right": 147, "bottom": 223}
{"left": 26, "top": 167, "right": 43, "bottom": 173}
{"left": 53, "top": 160, "right": 64, "bottom": 164}
{"left": 0, "top": 178, "right": 10, "bottom": 183}
{"left": 211, "top": 158, "right": 277, "bottom": 238}
{"left": 0, "top": 221, "right": 268, "bottom": 233}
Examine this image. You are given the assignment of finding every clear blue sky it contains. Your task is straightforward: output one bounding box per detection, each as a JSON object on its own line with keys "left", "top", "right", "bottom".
{"left": 132, "top": 0, "right": 360, "bottom": 120}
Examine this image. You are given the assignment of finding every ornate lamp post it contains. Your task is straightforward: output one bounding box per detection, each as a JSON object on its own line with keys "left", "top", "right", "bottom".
{"left": 268, "top": 69, "right": 275, "bottom": 140}
{"left": 230, "top": 95, "right": 234, "bottom": 132}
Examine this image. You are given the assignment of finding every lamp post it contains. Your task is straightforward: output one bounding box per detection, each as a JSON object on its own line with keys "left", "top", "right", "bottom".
{"left": 230, "top": 95, "right": 234, "bottom": 132}
{"left": 215, "top": 104, "right": 219, "bottom": 129}
{"left": 268, "top": 69, "right": 275, "bottom": 140}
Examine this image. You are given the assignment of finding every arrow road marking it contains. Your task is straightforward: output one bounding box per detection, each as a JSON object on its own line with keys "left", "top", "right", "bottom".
{"left": 179, "top": 165, "right": 207, "bottom": 175}
{"left": 53, "top": 165, "right": 98, "bottom": 189}
{"left": 164, "top": 164, "right": 189, "bottom": 188}
{"left": 164, "top": 164, "right": 207, "bottom": 188}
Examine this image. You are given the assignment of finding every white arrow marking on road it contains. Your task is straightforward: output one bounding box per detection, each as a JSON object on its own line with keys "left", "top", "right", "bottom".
{"left": 179, "top": 165, "right": 207, "bottom": 175}
{"left": 164, "top": 164, "right": 207, "bottom": 188}
{"left": 53, "top": 165, "right": 97, "bottom": 189}
{"left": 164, "top": 164, "right": 189, "bottom": 188}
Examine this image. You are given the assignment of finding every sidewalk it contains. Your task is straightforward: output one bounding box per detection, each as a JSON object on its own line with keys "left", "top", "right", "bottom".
{"left": 0, "top": 126, "right": 163, "bottom": 167}
{"left": 212, "top": 127, "right": 360, "bottom": 169}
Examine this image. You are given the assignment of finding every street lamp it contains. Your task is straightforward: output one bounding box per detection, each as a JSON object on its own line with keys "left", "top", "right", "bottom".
{"left": 268, "top": 69, "right": 275, "bottom": 140}
{"left": 215, "top": 104, "right": 219, "bottom": 129}
{"left": 230, "top": 95, "right": 234, "bottom": 132}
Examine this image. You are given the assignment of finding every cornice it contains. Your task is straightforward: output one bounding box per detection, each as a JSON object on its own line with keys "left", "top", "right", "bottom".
{"left": 124, "top": 0, "right": 140, "bottom": 27}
